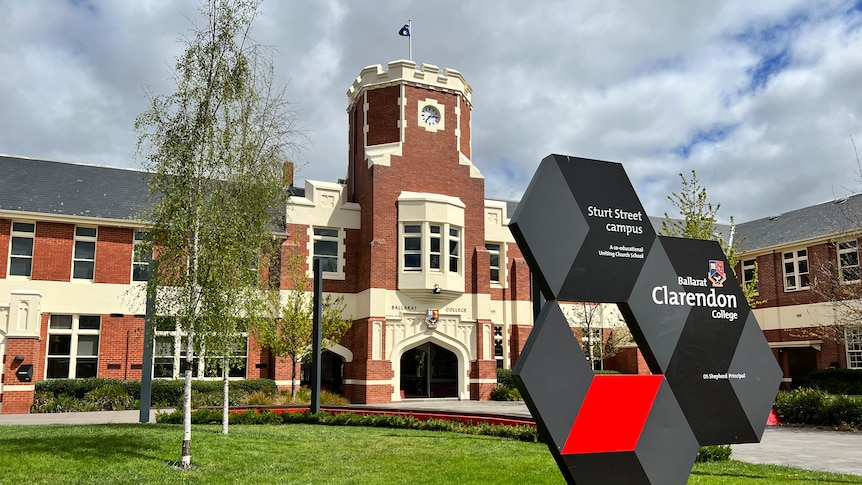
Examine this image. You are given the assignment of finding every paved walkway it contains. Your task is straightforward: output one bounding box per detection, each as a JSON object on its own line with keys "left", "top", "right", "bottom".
{"left": 2, "top": 401, "right": 860, "bottom": 477}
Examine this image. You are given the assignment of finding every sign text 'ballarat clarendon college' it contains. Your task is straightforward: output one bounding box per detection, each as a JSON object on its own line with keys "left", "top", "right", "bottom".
{"left": 652, "top": 276, "right": 739, "bottom": 321}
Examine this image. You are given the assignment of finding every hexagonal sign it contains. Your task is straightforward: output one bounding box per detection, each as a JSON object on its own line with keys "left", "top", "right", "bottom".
{"left": 510, "top": 154, "right": 782, "bottom": 485}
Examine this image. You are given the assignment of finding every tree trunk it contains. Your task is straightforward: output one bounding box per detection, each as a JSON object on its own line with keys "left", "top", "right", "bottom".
{"left": 290, "top": 355, "right": 297, "bottom": 398}
{"left": 222, "top": 357, "right": 229, "bottom": 435}
{"left": 181, "top": 365, "right": 192, "bottom": 469}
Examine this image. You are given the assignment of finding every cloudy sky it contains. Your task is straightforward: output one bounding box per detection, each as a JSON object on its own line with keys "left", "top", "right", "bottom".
{"left": 1, "top": 0, "right": 861, "bottom": 223}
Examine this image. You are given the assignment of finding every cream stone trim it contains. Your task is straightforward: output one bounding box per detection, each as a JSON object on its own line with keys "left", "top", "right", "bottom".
{"left": 768, "top": 340, "right": 823, "bottom": 350}
{"left": 752, "top": 301, "right": 841, "bottom": 331}
{"left": 274, "top": 379, "right": 301, "bottom": 387}
{"left": 347, "top": 60, "right": 472, "bottom": 110}
{"left": 343, "top": 379, "right": 393, "bottom": 386}
{"left": 458, "top": 152, "right": 483, "bottom": 179}
{"left": 0, "top": 210, "right": 147, "bottom": 229}
{"left": 365, "top": 141, "right": 402, "bottom": 168}
{"left": 417, "top": 98, "right": 444, "bottom": 133}
{"left": 388, "top": 330, "right": 472, "bottom": 401}
{"left": 0, "top": 280, "right": 145, "bottom": 315}
{"left": 2, "top": 384, "right": 36, "bottom": 391}
{"left": 469, "top": 379, "right": 498, "bottom": 384}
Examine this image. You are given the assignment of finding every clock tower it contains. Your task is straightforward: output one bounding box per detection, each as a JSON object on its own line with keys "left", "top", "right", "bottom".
{"left": 339, "top": 60, "right": 498, "bottom": 403}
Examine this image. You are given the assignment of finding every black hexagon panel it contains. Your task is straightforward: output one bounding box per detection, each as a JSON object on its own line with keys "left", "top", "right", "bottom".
{"left": 510, "top": 154, "right": 782, "bottom": 485}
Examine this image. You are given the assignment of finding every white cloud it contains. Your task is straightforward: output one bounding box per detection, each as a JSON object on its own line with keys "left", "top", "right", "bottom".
{"left": 0, "top": 0, "right": 860, "bottom": 222}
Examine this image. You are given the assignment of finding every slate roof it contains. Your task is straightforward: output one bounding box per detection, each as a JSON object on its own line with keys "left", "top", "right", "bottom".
{"left": 4, "top": 155, "right": 862, "bottom": 252}
{"left": 0, "top": 154, "right": 151, "bottom": 222}
{"left": 735, "top": 193, "right": 862, "bottom": 252}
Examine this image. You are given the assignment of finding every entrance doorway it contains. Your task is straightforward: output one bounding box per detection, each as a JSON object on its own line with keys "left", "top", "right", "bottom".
{"left": 400, "top": 343, "right": 458, "bottom": 398}
{"left": 300, "top": 350, "right": 345, "bottom": 396}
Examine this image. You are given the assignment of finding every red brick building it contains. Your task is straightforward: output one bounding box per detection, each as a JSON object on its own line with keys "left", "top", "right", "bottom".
{"left": 1, "top": 59, "right": 859, "bottom": 413}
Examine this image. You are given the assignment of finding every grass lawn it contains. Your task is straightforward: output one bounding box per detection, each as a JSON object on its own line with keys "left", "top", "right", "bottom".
{"left": 0, "top": 423, "right": 860, "bottom": 484}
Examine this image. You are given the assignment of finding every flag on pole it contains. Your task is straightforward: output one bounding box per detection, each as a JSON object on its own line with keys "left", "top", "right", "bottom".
{"left": 398, "top": 24, "right": 410, "bottom": 37}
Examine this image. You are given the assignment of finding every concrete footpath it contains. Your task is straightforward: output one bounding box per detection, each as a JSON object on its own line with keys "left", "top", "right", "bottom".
{"left": 1, "top": 401, "right": 860, "bottom": 477}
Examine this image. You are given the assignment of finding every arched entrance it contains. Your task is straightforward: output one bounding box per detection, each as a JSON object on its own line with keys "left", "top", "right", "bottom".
{"left": 399, "top": 342, "right": 458, "bottom": 398}
{"left": 300, "top": 350, "right": 345, "bottom": 395}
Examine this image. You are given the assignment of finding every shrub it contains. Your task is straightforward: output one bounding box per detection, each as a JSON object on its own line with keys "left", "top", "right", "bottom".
{"left": 33, "top": 378, "right": 278, "bottom": 411}
{"left": 696, "top": 445, "right": 731, "bottom": 462}
{"left": 774, "top": 388, "right": 862, "bottom": 429}
{"left": 808, "top": 369, "right": 862, "bottom": 395}
{"left": 85, "top": 385, "right": 134, "bottom": 411}
{"left": 242, "top": 391, "right": 275, "bottom": 406}
{"left": 496, "top": 368, "right": 516, "bottom": 389}
{"left": 490, "top": 386, "right": 521, "bottom": 401}
{"left": 774, "top": 388, "right": 827, "bottom": 424}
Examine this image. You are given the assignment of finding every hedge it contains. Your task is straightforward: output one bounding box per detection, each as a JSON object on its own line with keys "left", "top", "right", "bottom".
{"left": 807, "top": 369, "right": 862, "bottom": 395}
{"left": 34, "top": 378, "right": 277, "bottom": 407}
{"left": 774, "top": 388, "right": 862, "bottom": 429}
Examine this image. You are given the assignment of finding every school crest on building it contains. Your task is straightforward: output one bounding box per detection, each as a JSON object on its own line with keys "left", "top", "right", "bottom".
{"left": 425, "top": 309, "right": 439, "bottom": 328}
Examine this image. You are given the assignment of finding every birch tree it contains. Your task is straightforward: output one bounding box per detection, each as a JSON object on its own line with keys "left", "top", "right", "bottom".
{"left": 661, "top": 170, "right": 759, "bottom": 306}
{"left": 253, "top": 254, "right": 351, "bottom": 398}
{"left": 134, "top": 0, "right": 300, "bottom": 467}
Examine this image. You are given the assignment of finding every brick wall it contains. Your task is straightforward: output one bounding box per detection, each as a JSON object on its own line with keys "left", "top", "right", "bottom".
{"left": 94, "top": 227, "right": 134, "bottom": 284}
{"left": 2, "top": 338, "right": 43, "bottom": 414}
{"left": 97, "top": 315, "right": 145, "bottom": 380}
{"left": 32, "top": 222, "right": 74, "bottom": 281}
{"left": 0, "top": 218, "right": 9, "bottom": 277}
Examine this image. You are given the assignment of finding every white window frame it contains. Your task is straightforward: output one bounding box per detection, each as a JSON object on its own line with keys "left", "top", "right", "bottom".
{"left": 448, "top": 227, "right": 460, "bottom": 273}
{"left": 783, "top": 248, "right": 810, "bottom": 291}
{"left": 486, "top": 242, "right": 505, "bottom": 286}
{"left": 8, "top": 221, "right": 36, "bottom": 278}
{"left": 402, "top": 224, "right": 423, "bottom": 271}
{"left": 311, "top": 227, "right": 341, "bottom": 275}
{"left": 838, "top": 240, "right": 860, "bottom": 284}
{"left": 846, "top": 327, "right": 862, "bottom": 370}
{"left": 399, "top": 222, "right": 462, "bottom": 275}
{"left": 132, "top": 230, "right": 151, "bottom": 282}
{"left": 73, "top": 226, "right": 97, "bottom": 280}
{"left": 46, "top": 314, "right": 101, "bottom": 379}
{"left": 153, "top": 322, "right": 248, "bottom": 379}
{"left": 742, "top": 258, "right": 758, "bottom": 294}
{"left": 494, "top": 325, "right": 505, "bottom": 369}
{"left": 582, "top": 327, "right": 603, "bottom": 371}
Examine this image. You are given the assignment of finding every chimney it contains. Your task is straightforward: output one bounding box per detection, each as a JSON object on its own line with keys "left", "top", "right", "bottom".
{"left": 283, "top": 161, "right": 294, "bottom": 187}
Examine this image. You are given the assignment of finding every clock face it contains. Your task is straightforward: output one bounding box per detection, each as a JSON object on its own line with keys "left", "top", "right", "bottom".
{"left": 421, "top": 105, "right": 441, "bottom": 125}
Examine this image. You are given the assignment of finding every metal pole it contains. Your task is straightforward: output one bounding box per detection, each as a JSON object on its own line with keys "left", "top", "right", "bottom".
{"left": 408, "top": 19, "right": 412, "bottom": 61}
{"left": 310, "top": 259, "right": 323, "bottom": 413}
{"left": 139, "top": 259, "right": 157, "bottom": 423}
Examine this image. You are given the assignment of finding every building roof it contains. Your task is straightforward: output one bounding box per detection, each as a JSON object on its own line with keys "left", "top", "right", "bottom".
{"left": 735, "top": 193, "right": 862, "bottom": 253}
{"left": 5, "top": 154, "right": 862, "bottom": 253}
{"left": 0, "top": 154, "right": 151, "bottom": 222}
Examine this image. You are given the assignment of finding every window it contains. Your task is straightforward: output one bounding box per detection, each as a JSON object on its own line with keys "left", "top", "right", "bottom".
{"left": 73, "top": 226, "right": 97, "bottom": 280}
{"left": 132, "top": 231, "right": 151, "bottom": 282}
{"left": 403, "top": 224, "right": 422, "bottom": 270}
{"left": 783, "top": 249, "right": 809, "bottom": 291}
{"left": 449, "top": 228, "right": 460, "bottom": 273}
{"left": 838, "top": 240, "right": 860, "bottom": 283}
{"left": 582, "top": 328, "right": 603, "bottom": 371}
{"left": 486, "top": 243, "right": 501, "bottom": 284}
{"left": 46, "top": 315, "right": 100, "bottom": 379}
{"left": 430, "top": 225, "right": 441, "bottom": 270}
{"left": 494, "top": 325, "right": 504, "bottom": 369}
{"left": 313, "top": 227, "right": 339, "bottom": 273}
{"left": 847, "top": 327, "right": 862, "bottom": 370}
{"left": 742, "top": 258, "right": 757, "bottom": 294}
{"left": 400, "top": 222, "right": 462, "bottom": 274}
{"left": 153, "top": 319, "right": 248, "bottom": 379}
{"left": 9, "top": 221, "right": 35, "bottom": 277}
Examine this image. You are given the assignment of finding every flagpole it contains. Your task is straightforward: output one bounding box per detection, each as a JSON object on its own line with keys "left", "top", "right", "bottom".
{"left": 408, "top": 19, "right": 412, "bottom": 61}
